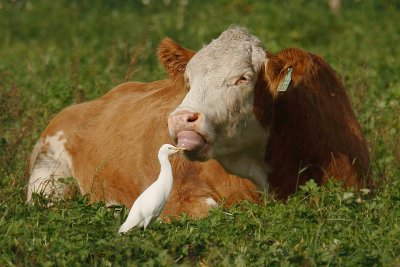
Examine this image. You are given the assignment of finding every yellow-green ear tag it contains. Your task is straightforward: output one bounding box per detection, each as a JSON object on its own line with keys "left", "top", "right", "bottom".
{"left": 277, "top": 67, "right": 293, "bottom": 92}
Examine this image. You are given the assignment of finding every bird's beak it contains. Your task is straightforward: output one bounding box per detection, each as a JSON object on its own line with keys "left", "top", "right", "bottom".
{"left": 169, "top": 147, "right": 187, "bottom": 154}
{"left": 174, "top": 147, "right": 187, "bottom": 153}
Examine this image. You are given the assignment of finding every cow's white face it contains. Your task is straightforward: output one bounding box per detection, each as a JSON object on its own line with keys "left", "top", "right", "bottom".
{"left": 167, "top": 27, "right": 269, "bottom": 162}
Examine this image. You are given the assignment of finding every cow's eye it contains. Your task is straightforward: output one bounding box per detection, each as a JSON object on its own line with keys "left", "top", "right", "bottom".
{"left": 235, "top": 76, "right": 249, "bottom": 85}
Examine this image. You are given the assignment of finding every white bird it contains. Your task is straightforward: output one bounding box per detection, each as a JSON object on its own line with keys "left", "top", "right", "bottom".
{"left": 118, "top": 144, "right": 183, "bottom": 233}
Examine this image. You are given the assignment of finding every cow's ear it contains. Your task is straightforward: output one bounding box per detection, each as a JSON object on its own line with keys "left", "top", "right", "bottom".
{"left": 158, "top": 38, "right": 196, "bottom": 80}
{"left": 264, "top": 48, "right": 312, "bottom": 98}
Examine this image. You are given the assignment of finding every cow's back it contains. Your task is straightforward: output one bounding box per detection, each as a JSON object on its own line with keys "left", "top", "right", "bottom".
{"left": 68, "top": 80, "right": 182, "bottom": 205}
{"left": 262, "top": 49, "right": 371, "bottom": 197}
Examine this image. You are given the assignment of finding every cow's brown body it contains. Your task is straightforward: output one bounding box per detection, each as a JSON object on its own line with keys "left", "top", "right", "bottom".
{"left": 260, "top": 49, "right": 370, "bottom": 197}
{"left": 27, "top": 80, "right": 258, "bottom": 218}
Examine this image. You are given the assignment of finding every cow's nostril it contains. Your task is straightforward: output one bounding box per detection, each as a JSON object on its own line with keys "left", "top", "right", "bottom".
{"left": 187, "top": 113, "right": 199, "bottom": 123}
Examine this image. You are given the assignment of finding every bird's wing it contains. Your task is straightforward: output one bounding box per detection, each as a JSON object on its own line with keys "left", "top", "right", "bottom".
{"left": 134, "top": 182, "right": 166, "bottom": 214}
{"left": 118, "top": 190, "right": 151, "bottom": 233}
{"left": 118, "top": 182, "right": 165, "bottom": 233}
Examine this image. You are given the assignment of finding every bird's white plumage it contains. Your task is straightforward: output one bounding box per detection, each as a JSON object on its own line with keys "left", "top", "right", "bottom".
{"left": 118, "top": 144, "right": 182, "bottom": 233}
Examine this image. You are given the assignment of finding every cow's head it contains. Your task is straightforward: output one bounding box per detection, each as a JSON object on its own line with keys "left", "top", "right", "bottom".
{"left": 159, "top": 27, "right": 307, "bottom": 162}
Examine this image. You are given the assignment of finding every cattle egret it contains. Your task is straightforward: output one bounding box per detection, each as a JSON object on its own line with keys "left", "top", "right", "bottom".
{"left": 118, "top": 144, "right": 183, "bottom": 233}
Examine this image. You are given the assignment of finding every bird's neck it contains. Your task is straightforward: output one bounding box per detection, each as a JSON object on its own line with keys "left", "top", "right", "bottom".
{"left": 157, "top": 154, "right": 174, "bottom": 195}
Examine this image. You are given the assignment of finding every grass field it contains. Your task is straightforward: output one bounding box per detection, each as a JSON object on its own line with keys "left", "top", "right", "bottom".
{"left": 1, "top": 0, "right": 399, "bottom": 266}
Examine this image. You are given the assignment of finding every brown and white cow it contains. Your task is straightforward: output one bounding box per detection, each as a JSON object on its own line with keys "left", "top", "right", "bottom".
{"left": 27, "top": 27, "right": 370, "bottom": 218}
{"left": 26, "top": 79, "right": 259, "bottom": 218}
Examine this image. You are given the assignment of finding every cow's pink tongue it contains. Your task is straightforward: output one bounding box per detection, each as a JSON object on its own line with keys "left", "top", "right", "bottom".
{"left": 176, "top": 131, "right": 206, "bottom": 152}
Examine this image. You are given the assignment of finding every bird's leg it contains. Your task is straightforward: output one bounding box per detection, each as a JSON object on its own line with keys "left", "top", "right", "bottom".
{"left": 143, "top": 217, "right": 153, "bottom": 230}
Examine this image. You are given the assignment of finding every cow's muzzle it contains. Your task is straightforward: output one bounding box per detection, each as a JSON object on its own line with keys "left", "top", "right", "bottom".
{"left": 168, "top": 109, "right": 209, "bottom": 157}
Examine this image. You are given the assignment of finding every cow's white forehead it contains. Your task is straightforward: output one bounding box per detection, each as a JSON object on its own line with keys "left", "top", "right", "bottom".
{"left": 186, "top": 27, "right": 266, "bottom": 79}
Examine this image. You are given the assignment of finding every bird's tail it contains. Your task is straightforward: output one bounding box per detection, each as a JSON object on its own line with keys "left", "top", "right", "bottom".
{"left": 118, "top": 223, "right": 132, "bottom": 234}
{"left": 118, "top": 216, "right": 146, "bottom": 233}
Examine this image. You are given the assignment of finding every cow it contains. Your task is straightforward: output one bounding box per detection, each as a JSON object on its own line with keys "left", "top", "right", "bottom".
{"left": 27, "top": 27, "right": 370, "bottom": 219}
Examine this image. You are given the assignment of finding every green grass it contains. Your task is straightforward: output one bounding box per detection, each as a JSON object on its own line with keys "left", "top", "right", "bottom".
{"left": 1, "top": 0, "right": 399, "bottom": 265}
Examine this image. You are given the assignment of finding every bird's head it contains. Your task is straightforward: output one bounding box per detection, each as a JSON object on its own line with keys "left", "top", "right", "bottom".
{"left": 160, "top": 144, "right": 187, "bottom": 156}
